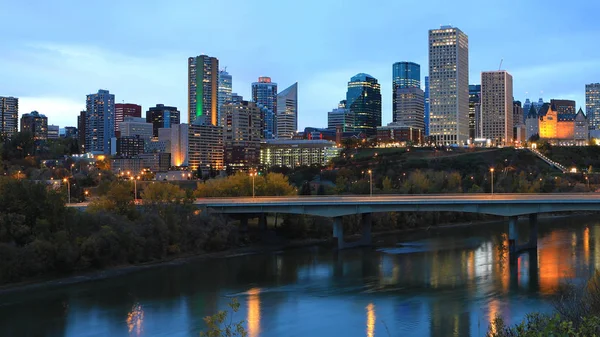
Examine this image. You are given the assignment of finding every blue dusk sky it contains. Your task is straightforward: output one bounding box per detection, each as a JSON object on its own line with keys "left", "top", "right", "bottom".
{"left": 1, "top": 0, "right": 598, "bottom": 129}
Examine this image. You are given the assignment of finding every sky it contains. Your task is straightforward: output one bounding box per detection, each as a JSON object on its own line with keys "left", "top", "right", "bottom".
{"left": 1, "top": 0, "right": 599, "bottom": 130}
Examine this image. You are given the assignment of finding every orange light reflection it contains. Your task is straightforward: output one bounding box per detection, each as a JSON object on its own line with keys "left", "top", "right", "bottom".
{"left": 247, "top": 288, "right": 261, "bottom": 337}
{"left": 366, "top": 303, "right": 375, "bottom": 337}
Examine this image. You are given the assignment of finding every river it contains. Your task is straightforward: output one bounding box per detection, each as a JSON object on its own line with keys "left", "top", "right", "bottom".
{"left": 0, "top": 215, "right": 598, "bottom": 337}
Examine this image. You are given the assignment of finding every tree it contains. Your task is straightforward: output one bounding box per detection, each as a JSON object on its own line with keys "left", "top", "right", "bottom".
{"left": 382, "top": 176, "right": 393, "bottom": 193}
{"left": 88, "top": 182, "right": 136, "bottom": 218}
{"left": 141, "top": 182, "right": 187, "bottom": 204}
{"left": 200, "top": 298, "right": 247, "bottom": 337}
{"left": 299, "top": 181, "right": 311, "bottom": 195}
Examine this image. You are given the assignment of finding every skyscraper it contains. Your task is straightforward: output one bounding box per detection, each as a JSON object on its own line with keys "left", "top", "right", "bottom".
{"left": 468, "top": 85, "right": 481, "bottom": 141}
{"left": 218, "top": 69, "right": 232, "bottom": 126}
{"left": 20, "top": 111, "right": 48, "bottom": 141}
{"left": 393, "top": 62, "right": 420, "bottom": 117}
{"left": 188, "top": 55, "right": 219, "bottom": 125}
{"left": 276, "top": 82, "right": 298, "bottom": 138}
{"left": 346, "top": 73, "right": 382, "bottom": 136}
{"left": 586, "top": 83, "right": 600, "bottom": 130}
{"left": 533, "top": 97, "right": 545, "bottom": 113}
{"left": 115, "top": 103, "right": 142, "bottom": 132}
{"left": 393, "top": 87, "right": 424, "bottom": 130}
{"left": 424, "top": 76, "right": 430, "bottom": 136}
{"left": 252, "top": 77, "right": 278, "bottom": 139}
{"left": 146, "top": 104, "right": 180, "bottom": 137}
{"left": 481, "top": 71, "right": 513, "bottom": 145}
{"left": 428, "top": 25, "right": 469, "bottom": 145}
{"left": 0, "top": 96, "right": 18, "bottom": 138}
{"left": 221, "top": 99, "right": 262, "bottom": 171}
{"left": 522, "top": 98, "right": 532, "bottom": 124}
{"left": 85, "top": 89, "right": 115, "bottom": 154}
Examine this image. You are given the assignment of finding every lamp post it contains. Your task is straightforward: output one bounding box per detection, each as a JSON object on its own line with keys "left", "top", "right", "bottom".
{"left": 490, "top": 168, "right": 495, "bottom": 195}
{"left": 17, "top": 170, "right": 21, "bottom": 181}
{"left": 63, "top": 178, "right": 70, "bottom": 204}
{"left": 133, "top": 176, "right": 140, "bottom": 203}
{"left": 368, "top": 169, "right": 373, "bottom": 197}
{"left": 250, "top": 172, "right": 256, "bottom": 198}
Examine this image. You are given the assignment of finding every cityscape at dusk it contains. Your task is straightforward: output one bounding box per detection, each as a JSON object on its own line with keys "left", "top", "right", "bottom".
{"left": 3, "top": 1, "right": 600, "bottom": 336}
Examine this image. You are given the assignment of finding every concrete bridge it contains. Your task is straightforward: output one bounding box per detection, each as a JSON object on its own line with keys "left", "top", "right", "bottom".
{"left": 71, "top": 194, "right": 600, "bottom": 254}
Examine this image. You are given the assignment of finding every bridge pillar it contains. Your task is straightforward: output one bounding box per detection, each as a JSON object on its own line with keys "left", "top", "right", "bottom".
{"left": 361, "top": 213, "right": 372, "bottom": 246}
{"left": 239, "top": 216, "right": 248, "bottom": 232}
{"left": 258, "top": 213, "right": 267, "bottom": 231}
{"left": 508, "top": 216, "right": 518, "bottom": 260}
{"left": 527, "top": 213, "right": 538, "bottom": 249}
{"left": 332, "top": 216, "right": 345, "bottom": 249}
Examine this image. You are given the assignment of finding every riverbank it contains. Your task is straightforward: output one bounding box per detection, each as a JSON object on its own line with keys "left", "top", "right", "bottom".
{"left": 0, "top": 212, "right": 592, "bottom": 295}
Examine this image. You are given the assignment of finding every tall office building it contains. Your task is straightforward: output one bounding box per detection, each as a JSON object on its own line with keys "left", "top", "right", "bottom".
{"left": 468, "top": 85, "right": 481, "bottom": 140}
{"left": 393, "top": 62, "right": 420, "bottom": 117}
{"left": 115, "top": 103, "right": 142, "bottom": 132}
{"left": 522, "top": 99, "right": 532, "bottom": 124}
{"left": 252, "top": 77, "right": 278, "bottom": 139}
{"left": 0, "top": 96, "right": 18, "bottom": 138}
{"left": 481, "top": 71, "right": 513, "bottom": 145}
{"left": 221, "top": 100, "right": 262, "bottom": 171}
{"left": 428, "top": 25, "right": 469, "bottom": 144}
{"left": 393, "top": 87, "right": 424, "bottom": 130}
{"left": 550, "top": 99, "right": 576, "bottom": 118}
{"left": 218, "top": 69, "right": 233, "bottom": 126}
{"left": 188, "top": 55, "right": 219, "bottom": 125}
{"left": 146, "top": 104, "right": 180, "bottom": 137}
{"left": 188, "top": 124, "right": 224, "bottom": 174}
{"left": 346, "top": 73, "right": 382, "bottom": 136}
{"left": 85, "top": 89, "right": 115, "bottom": 154}
{"left": 276, "top": 82, "right": 298, "bottom": 138}
{"left": 587, "top": 83, "right": 600, "bottom": 130}
{"left": 424, "top": 76, "right": 430, "bottom": 136}
{"left": 20, "top": 111, "right": 48, "bottom": 141}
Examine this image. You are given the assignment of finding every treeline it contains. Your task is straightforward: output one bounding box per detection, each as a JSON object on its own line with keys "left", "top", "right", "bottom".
{"left": 0, "top": 178, "right": 240, "bottom": 285}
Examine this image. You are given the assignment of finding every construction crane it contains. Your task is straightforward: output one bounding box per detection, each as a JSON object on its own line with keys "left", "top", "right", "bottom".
{"left": 498, "top": 59, "right": 503, "bottom": 70}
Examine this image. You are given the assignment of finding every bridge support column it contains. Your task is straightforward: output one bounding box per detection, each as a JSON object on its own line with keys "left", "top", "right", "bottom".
{"left": 239, "top": 216, "right": 248, "bottom": 232}
{"left": 527, "top": 214, "right": 538, "bottom": 250}
{"left": 258, "top": 213, "right": 267, "bottom": 231}
{"left": 332, "top": 216, "right": 345, "bottom": 249}
{"left": 361, "top": 213, "right": 372, "bottom": 246}
{"left": 508, "top": 216, "right": 518, "bottom": 261}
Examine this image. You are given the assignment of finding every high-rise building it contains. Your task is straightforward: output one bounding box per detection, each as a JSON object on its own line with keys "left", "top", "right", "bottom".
{"left": 550, "top": 99, "right": 576, "bottom": 118}
{"left": 468, "top": 85, "right": 481, "bottom": 141}
{"left": 533, "top": 97, "right": 545, "bottom": 113}
{"left": 146, "top": 104, "right": 180, "bottom": 137}
{"left": 393, "top": 62, "right": 420, "bottom": 120}
{"left": 481, "top": 71, "right": 513, "bottom": 145}
{"left": 327, "top": 100, "right": 352, "bottom": 131}
{"left": 217, "top": 69, "right": 232, "bottom": 126}
{"left": 118, "top": 116, "right": 153, "bottom": 139}
{"left": 346, "top": 73, "right": 382, "bottom": 136}
{"left": 116, "top": 136, "right": 145, "bottom": 157}
{"left": 424, "top": 76, "right": 430, "bottom": 136}
{"left": 522, "top": 99, "right": 532, "bottom": 124}
{"left": 85, "top": 89, "right": 115, "bottom": 154}
{"left": 188, "top": 55, "right": 219, "bottom": 125}
{"left": 20, "top": 111, "right": 48, "bottom": 141}
{"left": 78, "top": 110, "right": 86, "bottom": 152}
{"left": 221, "top": 100, "right": 262, "bottom": 171}
{"left": 428, "top": 25, "right": 469, "bottom": 145}
{"left": 276, "top": 82, "right": 298, "bottom": 139}
{"left": 64, "top": 126, "right": 77, "bottom": 139}
{"left": 0, "top": 96, "right": 18, "bottom": 138}
{"left": 115, "top": 103, "right": 142, "bottom": 132}
{"left": 586, "top": 83, "right": 600, "bottom": 131}
{"left": 252, "top": 77, "right": 278, "bottom": 139}
{"left": 188, "top": 124, "right": 224, "bottom": 174}
{"left": 47, "top": 125, "right": 60, "bottom": 139}
{"left": 393, "top": 87, "right": 424, "bottom": 130}
{"left": 513, "top": 101, "right": 523, "bottom": 127}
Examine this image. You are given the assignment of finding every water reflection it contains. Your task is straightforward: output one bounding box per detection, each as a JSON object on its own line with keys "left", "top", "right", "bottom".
{"left": 247, "top": 288, "right": 261, "bottom": 337}
{"left": 366, "top": 303, "right": 375, "bottom": 337}
{"left": 0, "top": 216, "right": 598, "bottom": 337}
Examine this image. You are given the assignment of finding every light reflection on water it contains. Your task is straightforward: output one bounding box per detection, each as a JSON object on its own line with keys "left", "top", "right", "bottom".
{"left": 0, "top": 216, "right": 598, "bottom": 337}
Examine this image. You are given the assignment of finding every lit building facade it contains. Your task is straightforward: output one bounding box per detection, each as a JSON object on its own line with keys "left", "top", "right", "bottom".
{"left": 188, "top": 124, "right": 224, "bottom": 173}
{"left": 85, "top": 89, "right": 115, "bottom": 154}
{"left": 346, "top": 73, "right": 381, "bottom": 137}
{"left": 48, "top": 125, "right": 60, "bottom": 139}
{"left": 327, "top": 100, "right": 352, "bottom": 131}
{"left": 118, "top": 116, "right": 153, "bottom": 139}
{"left": 428, "top": 26, "right": 469, "bottom": 145}
{"left": 586, "top": 83, "right": 600, "bottom": 130}
{"left": 218, "top": 69, "right": 232, "bottom": 126}
{"left": 252, "top": 77, "right": 278, "bottom": 139}
{"left": 146, "top": 104, "right": 180, "bottom": 137}
{"left": 376, "top": 122, "right": 423, "bottom": 145}
{"left": 468, "top": 85, "right": 481, "bottom": 141}
{"left": 114, "top": 103, "right": 141, "bottom": 132}
{"left": 276, "top": 82, "right": 298, "bottom": 139}
{"left": 116, "top": 135, "right": 145, "bottom": 157}
{"left": 0, "top": 96, "right": 18, "bottom": 138}
{"left": 169, "top": 124, "right": 189, "bottom": 167}
{"left": 20, "top": 110, "right": 48, "bottom": 141}
{"left": 110, "top": 157, "right": 143, "bottom": 175}
{"left": 392, "top": 62, "right": 420, "bottom": 120}
{"left": 260, "top": 139, "right": 340, "bottom": 168}
{"left": 139, "top": 152, "right": 171, "bottom": 172}
{"left": 424, "top": 76, "right": 430, "bottom": 136}
{"left": 481, "top": 71, "right": 513, "bottom": 145}
{"left": 188, "top": 55, "right": 219, "bottom": 125}
{"left": 550, "top": 99, "right": 576, "bottom": 118}
{"left": 221, "top": 100, "right": 262, "bottom": 172}
{"left": 539, "top": 103, "right": 579, "bottom": 142}
{"left": 393, "top": 87, "right": 424, "bottom": 130}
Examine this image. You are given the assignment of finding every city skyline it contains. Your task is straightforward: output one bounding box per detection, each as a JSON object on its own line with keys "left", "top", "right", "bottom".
{"left": 1, "top": 0, "right": 598, "bottom": 130}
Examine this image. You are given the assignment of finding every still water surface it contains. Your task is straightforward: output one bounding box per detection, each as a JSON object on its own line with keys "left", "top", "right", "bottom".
{"left": 0, "top": 216, "right": 598, "bottom": 337}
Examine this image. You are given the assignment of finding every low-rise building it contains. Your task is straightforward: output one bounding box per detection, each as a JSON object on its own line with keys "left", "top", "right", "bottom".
{"left": 139, "top": 152, "right": 171, "bottom": 172}
{"left": 116, "top": 136, "right": 145, "bottom": 157}
{"left": 111, "top": 157, "right": 143, "bottom": 175}
{"left": 376, "top": 122, "right": 423, "bottom": 145}
{"left": 260, "top": 139, "right": 340, "bottom": 168}
{"left": 47, "top": 125, "right": 60, "bottom": 139}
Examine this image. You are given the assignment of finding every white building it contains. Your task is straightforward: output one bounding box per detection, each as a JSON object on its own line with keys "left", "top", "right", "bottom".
{"left": 276, "top": 82, "right": 298, "bottom": 138}
{"left": 428, "top": 25, "right": 469, "bottom": 145}
{"left": 260, "top": 139, "right": 340, "bottom": 169}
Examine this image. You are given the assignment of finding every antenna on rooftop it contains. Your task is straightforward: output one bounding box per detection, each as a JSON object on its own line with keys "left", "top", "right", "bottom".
{"left": 498, "top": 59, "right": 503, "bottom": 70}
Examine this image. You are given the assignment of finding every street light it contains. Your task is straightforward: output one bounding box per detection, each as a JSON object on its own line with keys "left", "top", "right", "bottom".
{"left": 63, "top": 178, "right": 70, "bottom": 204}
{"left": 17, "top": 170, "right": 21, "bottom": 181}
{"left": 368, "top": 169, "right": 373, "bottom": 197}
{"left": 490, "top": 168, "right": 495, "bottom": 195}
{"left": 249, "top": 172, "right": 256, "bottom": 198}
{"left": 133, "top": 176, "right": 140, "bottom": 202}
